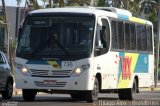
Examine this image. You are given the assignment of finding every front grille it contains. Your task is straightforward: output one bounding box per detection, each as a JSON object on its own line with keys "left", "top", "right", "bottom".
{"left": 34, "top": 81, "right": 66, "bottom": 87}
{"left": 30, "top": 69, "right": 72, "bottom": 77}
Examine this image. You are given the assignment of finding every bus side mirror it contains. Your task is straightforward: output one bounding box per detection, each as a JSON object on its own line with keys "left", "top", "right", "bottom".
{"left": 94, "top": 48, "right": 101, "bottom": 56}
{"left": 95, "top": 48, "right": 100, "bottom": 52}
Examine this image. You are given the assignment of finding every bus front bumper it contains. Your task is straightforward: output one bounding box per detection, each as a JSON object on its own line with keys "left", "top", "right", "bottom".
{"left": 15, "top": 70, "right": 94, "bottom": 91}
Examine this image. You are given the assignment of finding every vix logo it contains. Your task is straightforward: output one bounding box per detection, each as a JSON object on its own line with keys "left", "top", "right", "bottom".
{"left": 120, "top": 56, "right": 132, "bottom": 80}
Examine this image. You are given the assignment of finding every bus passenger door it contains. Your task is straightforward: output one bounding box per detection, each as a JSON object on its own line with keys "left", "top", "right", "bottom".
{"left": 94, "top": 17, "right": 111, "bottom": 89}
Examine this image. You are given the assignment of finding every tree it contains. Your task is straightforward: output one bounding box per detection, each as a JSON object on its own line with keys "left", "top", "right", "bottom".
{"left": 59, "top": 0, "right": 64, "bottom": 7}
{"left": 139, "top": 0, "right": 158, "bottom": 31}
{"left": 127, "top": 0, "right": 141, "bottom": 17}
{"left": 41, "top": 0, "right": 48, "bottom": 8}
{"left": 17, "top": 0, "right": 22, "bottom": 5}
{"left": 97, "top": 0, "right": 107, "bottom": 7}
{"left": 67, "top": 0, "right": 91, "bottom": 6}
{"left": 112, "top": 0, "right": 124, "bottom": 8}
{"left": 140, "top": 0, "right": 157, "bottom": 18}
{"left": 28, "top": 0, "right": 40, "bottom": 9}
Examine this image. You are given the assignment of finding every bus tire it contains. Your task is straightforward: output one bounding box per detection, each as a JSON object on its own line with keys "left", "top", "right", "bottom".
{"left": 86, "top": 77, "right": 99, "bottom": 103}
{"left": 1, "top": 80, "right": 13, "bottom": 99}
{"left": 118, "top": 79, "right": 137, "bottom": 100}
{"left": 23, "top": 89, "right": 37, "bottom": 101}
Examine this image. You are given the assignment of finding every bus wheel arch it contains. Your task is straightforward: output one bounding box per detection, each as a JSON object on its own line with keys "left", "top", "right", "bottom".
{"left": 86, "top": 73, "right": 101, "bottom": 103}
{"left": 96, "top": 73, "right": 102, "bottom": 92}
{"left": 134, "top": 75, "right": 139, "bottom": 93}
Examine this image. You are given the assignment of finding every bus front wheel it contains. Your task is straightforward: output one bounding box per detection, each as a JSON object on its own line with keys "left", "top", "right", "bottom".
{"left": 22, "top": 89, "right": 37, "bottom": 101}
{"left": 86, "top": 77, "right": 99, "bottom": 103}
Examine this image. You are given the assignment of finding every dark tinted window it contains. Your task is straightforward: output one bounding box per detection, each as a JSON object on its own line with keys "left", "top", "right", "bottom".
{"left": 118, "top": 21, "right": 124, "bottom": 50}
{"left": 94, "top": 18, "right": 110, "bottom": 56}
{"left": 125, "top": 23, "right": 130, "bottom": 50}
{"left": 17, "top": 15, "right": 95, "bottom": 59}
{"left": 147, "top": 26, "right": 153, "bottom": 53}
{"left": 111, "top": 20, "right": 152, "bottom": 53}
{"left": 136, "top": 25, "right": 142, "bottom": 51}
{"left": 141, "top": 26, "right": 147, "bottom": 51}
{"left": 130, "top": 24, "right": 136, "bottom": 50}
{"left": 111, "top": 21, "right": 118, "bottom": 49}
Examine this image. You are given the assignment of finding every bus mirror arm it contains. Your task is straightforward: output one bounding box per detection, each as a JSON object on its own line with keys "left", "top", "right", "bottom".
{"left": 18, "top": 27, "right": 22, "bottom": 42}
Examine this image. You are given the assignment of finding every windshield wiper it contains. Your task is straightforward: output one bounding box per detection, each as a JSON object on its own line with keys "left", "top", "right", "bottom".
{"left": 52, "top": 34, "right": 70, "bottom": 56}
{"left": 30, "top": 28, "right": 70, "bottom": 57}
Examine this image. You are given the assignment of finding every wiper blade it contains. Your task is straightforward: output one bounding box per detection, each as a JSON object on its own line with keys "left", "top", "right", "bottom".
{"left": 52, "top": 36, "right": 70, "bottom": 56}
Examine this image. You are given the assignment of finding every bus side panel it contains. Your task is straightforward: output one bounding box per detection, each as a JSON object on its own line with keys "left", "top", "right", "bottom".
{"left": 138, "top": 54, "right": 154, "bottom": 87}
{"left": 93, "top": 52, "right": 153, "bottom": 90}
{"left": 94, "top": 52, "right": 119, "bottom": 90}
{"left": 117, "top": 52, "right": 139, "bottom": 89}
{"left": 148, "top": 55, "right": 155, "bottom": 86}
{"left": 117, "top": 52, "right": 153, "bottom": 89}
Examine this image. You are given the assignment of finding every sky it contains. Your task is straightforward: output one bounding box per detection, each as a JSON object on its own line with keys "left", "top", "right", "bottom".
{"left": 0, "top": 0, "right": 43, "bottom": 7}
{"left": 0, "top": 0, "right": 25, "bottom": 6}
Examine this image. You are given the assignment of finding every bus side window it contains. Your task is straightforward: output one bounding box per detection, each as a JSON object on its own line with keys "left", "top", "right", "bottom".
{"left": 100, "top": 26, "right": 107, "bottom": 48}
{"left": 94, "top": 18, "right": 110, "bottom": 57}
{"left": 147, "top": 26, "right": 153, "bottom": 54}
{"left": 136, "top": 24, "right": 142, "bottom": 51}
{"left": 111, "top": 21, "right": 118, "bottom": 49}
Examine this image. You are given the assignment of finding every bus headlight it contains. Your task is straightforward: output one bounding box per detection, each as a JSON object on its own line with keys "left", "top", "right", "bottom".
{"left": 70, "top": 64, "right": 90, "bottom": 77}
{"left": 20, "top": 66, "right": 30, "bottom": 76}
{"left": 15, "top": 62, "right": 31, "bottom": 76}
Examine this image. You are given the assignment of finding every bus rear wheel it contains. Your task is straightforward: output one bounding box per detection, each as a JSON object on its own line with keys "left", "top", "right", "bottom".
{"left": 118, "top": 79, "right": 137, "bottom": 100}
{"left": 23, "top": 89, "right": 37, "bottom": 101}
{"left": 86, "top": 78, "right": 99, "bottom": 103}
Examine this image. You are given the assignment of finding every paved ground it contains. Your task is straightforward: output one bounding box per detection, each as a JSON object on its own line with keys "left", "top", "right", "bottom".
{"left": 1, "top": 91, "right": 160, "bottom": 106}
{"left": 13, "top": 82, "right": 160, "bottom": 95}
{"left": 7, "top": 82, "right": 160, "bottom": 106}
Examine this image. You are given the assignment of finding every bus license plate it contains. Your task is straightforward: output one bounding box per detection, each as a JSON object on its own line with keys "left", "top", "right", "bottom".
{"left": 43, "top": 80, "right": 57, "bottom": 85}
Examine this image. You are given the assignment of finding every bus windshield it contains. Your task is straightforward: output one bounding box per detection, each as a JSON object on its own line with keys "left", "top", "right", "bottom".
{"left": 16, "top": 14, "right": 95, "bottom": 60}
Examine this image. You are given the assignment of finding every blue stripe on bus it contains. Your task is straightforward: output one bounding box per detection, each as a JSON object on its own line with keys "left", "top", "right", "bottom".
{"left": 134, "top": 54, "right": 148, "bottom": 73}
{"left": 26, "top": 60, "right": 49, "bottom": 65}
{"left": 117, "top": 14, "right": 129, "bottom": 20}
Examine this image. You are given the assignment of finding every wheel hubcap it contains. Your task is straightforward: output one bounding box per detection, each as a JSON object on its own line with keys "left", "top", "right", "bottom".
{"left": 92, "top": 82, "right": 99, "bottom": 99}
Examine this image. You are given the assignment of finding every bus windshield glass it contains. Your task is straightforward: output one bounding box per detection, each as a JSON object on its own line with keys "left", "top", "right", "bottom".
{"left": 16, "top": 14, "right": 95, "bottom": 60}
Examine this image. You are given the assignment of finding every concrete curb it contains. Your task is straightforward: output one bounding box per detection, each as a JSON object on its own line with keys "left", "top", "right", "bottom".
{"left": 140, "top": 87, "right": 160, "bottom": 91}
{"left": 140, "top": 83, "right": 160, "bottom": 91}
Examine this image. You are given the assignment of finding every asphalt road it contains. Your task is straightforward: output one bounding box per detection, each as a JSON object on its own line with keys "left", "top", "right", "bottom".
{"left": 1, "top": 91, "right": 160, "bottom": 106}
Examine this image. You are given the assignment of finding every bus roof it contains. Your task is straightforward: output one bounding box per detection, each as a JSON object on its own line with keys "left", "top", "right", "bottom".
{"left": 30, "top": 7, "right": 103, "bottom": 15}
{"left": 29, "top": 7, "right": 152, "bottom": 26}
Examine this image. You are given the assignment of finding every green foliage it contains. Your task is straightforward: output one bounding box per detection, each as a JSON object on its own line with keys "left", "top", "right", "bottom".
{"left": 97, "top": 0, "right": 107, "bottom": 7}
{"left": 67, "top": 0, "right": 91, "bottom": 6}
{"left": 59, "top": 0, "right": 65, "bottom": 7}
{"left": 28, "top": 0, "right": 40, "bottom": 9}
{"left": 127, "top": 0, "right": 141, "bottom": 17}
{"left": 0, "top": 16, "right": 4, "bottom": 21}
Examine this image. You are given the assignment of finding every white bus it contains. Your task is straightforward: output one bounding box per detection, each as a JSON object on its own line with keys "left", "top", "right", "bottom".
{"left": 15, "top": 7, "right": 154, "bottom": 102}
